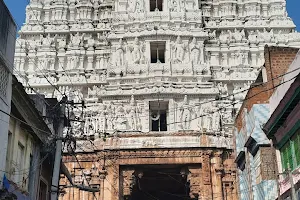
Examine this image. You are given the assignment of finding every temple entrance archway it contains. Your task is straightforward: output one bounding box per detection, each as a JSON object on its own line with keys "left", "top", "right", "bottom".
{"left": 122, "top": 165, "right": 195, "bottom": 200}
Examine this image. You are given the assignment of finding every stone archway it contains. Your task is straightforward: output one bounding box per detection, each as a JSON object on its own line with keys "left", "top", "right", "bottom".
{"left": 121, "top": 165, "right": 193, "bottom": 200}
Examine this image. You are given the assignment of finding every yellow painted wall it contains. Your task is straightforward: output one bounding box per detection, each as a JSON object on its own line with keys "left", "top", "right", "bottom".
{"left": 6, "top": 117, "right": 34, "bottom": 192}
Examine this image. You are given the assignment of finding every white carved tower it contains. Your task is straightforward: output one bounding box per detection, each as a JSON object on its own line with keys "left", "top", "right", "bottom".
{"left": 15, "top": 0, "right": 300, "bottom": 152}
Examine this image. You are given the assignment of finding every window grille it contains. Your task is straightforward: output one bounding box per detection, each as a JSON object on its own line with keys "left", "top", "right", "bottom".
{"left": 0, "top": 1, "right": 9, "bottom": 55}
{"left": 0, "top": 62, "right": 9, "bottom": 98}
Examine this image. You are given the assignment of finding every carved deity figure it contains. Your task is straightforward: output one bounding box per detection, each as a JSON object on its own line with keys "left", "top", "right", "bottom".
{"left": 127, "top": 95, "right": 137, "bottom": 130}
{"left": 211, "top": 103, "right": 221, "bottom": 132}
{"left": 173, "top": 36, "right": 186, "bottom": 63}
{"left": 96, "top": 103, "right": 106, "bottom": 134}
{"left": 208, "top": 30, "right": 216, "bottom": 40}
{"left": 87, "top": 36, "right": 95, "bottom": 50}
{"left": 264, "top": 29, "right": 274, "bottom": 43}
{"left": 128, "top": 0, "right": 144, "bottom": 13}
{"left": 39, "top": 54, "right": 49, "bottom": 71}
{"left": 115, "top": 38, "right": 125, "bottom": 66}
{"left": 217, "top": 82, "right": 228, "bottom": 96}
{"left": 70, "top": 32, "right": 85, "bottom": 48}
{"left": 180, "top": 95, "right": 191, "bottom": 130}
{"left": 194, "top": 103, "right": 203, "bottom": 130}
{"left": 40, "top": 33, "right": 57, "bottom": 49}
{"left": 58, "top": 38, "right": 67, "bottom": 51}
{"left": 68, "top": 56, "right": 79, "bottom": 70}
{"left": 131, "top": 37, "right": 141, "bottom": 64}
{"left": 237, "top": 49, "right": 244, "bottom": 65}
{"left": 135, "top": 0, "right": 145, "bottom": 13}
{"left": 190, "top": 37, "right": 200, "bottom": 66}
{"left": 169, "top": 0, "right": 180, "bottom": 12}
{"left": 106, "top": 103, "right": 114, "bottom": 130}
{"left": 116, "top": 105, "right": 127, "bottom": 130}
{"left": 248, "top": 31, "right": 258, "bottom": 44}
{"left": 219, "top": 30, "right": 230, "bottom": 45}
{"left": 232, "top": 29, "right": 245, "bottom": 43}
{"left": 202, "top": 102, "right": 211, "bottom": 132}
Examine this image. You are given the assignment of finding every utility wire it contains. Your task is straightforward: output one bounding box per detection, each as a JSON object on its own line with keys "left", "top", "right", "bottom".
{"left": 5, "top": 23, "right": 65, "bottom": 96}
{"left": 82, "top": 66, "right": 300, "bottom": 121}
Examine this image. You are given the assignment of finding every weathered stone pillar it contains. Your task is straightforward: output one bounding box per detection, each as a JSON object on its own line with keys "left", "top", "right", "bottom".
{"left": 188, "top": 166, "right": 201, "bottom": 199}
{"left": 120, "top": 168, "right": 135, "bottom": 200}
{"left": 99, "top": 168, "right": 107, "bottom": 200}
{"left": 200, "top": 150, "right": 213, "bottom": 200}
{"left": 211, "top": 151, "right": 223, "bottom": 200}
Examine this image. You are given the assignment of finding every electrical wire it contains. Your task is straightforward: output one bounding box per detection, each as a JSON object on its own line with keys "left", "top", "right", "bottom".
{"left": 5, "top": 24, "right": 65, "bottom": 97}
{"left": 0, "top": 148, "right": 54, "bottom": 196}
{"left": 0, "top": 108, "right": 53, "bottom": 135}
{"left": 81, "top": 66, "right": 300, "bottom": 123}
{"left": 16, "top": 0, "right": 300, "bottom": 129}
{"left": 23, "top": 0, "right": 96, "bottom": 102}
{"left": 63, "top": 140, "right": 287, "bottom": 200}
{"left": 69, "top": 145, "right": 99, "bottom": 199}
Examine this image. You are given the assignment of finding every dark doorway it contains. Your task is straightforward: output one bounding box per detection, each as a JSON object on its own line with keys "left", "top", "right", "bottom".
{"left": 131, "top": 165, "right": 192, "bottom": 200}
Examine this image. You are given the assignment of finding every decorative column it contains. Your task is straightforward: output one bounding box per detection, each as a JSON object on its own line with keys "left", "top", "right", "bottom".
{"left": 210, "top": 52, "right": 220, "bottom": 66}
{"left": 200, "top": 150, "right": 213, "bottom": 199}
{"left": 262, "top": 4, "right": 268, "bottom": 18}
{"left": 188, "top": 166, "right": 202, "bottom": 199}
{"left": 27, "top": 56, "right": 36, "bottom": 74}
{"left": 44, "top": 7, "right": 50, "bottom": 22}
{"left": 213, "top": 6, "right": 219, "bottom": 17}
{"left": 244, "top": 52, "right": 249, "bottom": 66}
{"left": 141, "top": 100, "right": 150, "bottom": 132}
{"left": 211, "top": 151, "right": 223, "bottom": 200}
{"left": 79, "top": 56, "right": 85, "bottom": 70}
{"left": 222, "top": 52, "right": 228, "bottom": 66}
{"left": 69, "top": 4, "right": 76, "bottom": 22}
{"left": 251, "top": 52, "right": 257, "bottom": 67}
{"left": 168, "top": 99, "right": 175, "bottom": 131}
{"left": 121, "top": 168, "right": 135, "bottom": 200}
{"left": 49, "top": 57, "right": 56, "bottom": 71}
{"left": 86, "top": 52, "right": 94, "bottom": 71}
{"left": 103, "top": 53, "right": 110, "bottom": 70}
{"left": 199, "top": 41, "right": 204, "bottom": 64}
{"left": 99, "top": 168, "right": 107, "bottom": 200}
{"left": 95, "top": 55, "right": 101, "bottom": 69}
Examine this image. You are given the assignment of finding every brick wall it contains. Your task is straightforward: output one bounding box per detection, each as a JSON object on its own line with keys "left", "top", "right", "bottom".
{"left": 264, "top": 46, "right": 299, "bottom": 92}
{"left": 260, "top": 147, "right": 277, "bottom": 180}
{"left": 235, "top": 46, "right": 298, "bottom": 131}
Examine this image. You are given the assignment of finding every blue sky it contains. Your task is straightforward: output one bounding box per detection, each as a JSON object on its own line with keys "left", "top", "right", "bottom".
{"left": 3, "top": 0, "right": 300, "bottom": 31}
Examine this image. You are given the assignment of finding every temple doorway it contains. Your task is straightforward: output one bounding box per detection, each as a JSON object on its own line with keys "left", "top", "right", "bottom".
{"left": 129, "top": 165, "right": 193, "bottom": 200}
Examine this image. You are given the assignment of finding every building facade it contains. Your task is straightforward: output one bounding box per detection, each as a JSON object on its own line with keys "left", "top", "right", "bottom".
{"left": 0, "top": 0, "right": 17, "bottom": 189}
{"left": 1, "top": 76, "right": 58, "bottom": 200}
{"left": 263, "top": 50, "right": 300, "bottom": 200}
{"left": 234, "top": 46, "right": 299, "bottom": 200}
{"left": 15, "top": 0, "right": 300, "bottom": 199}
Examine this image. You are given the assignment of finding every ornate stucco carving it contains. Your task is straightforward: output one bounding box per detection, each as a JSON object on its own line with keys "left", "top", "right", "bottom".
{"left": 16, "top": 0, "right": 300, "bottom": 154}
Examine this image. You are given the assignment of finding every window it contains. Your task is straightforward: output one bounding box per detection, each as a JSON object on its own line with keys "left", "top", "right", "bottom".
{"left": 150, "top": 101, "right": 168, "bottom": 131}
{"left": 281, "top": 142, "right": 294, "bottom": 171}
{"left": 280, "top": 131, "right": 300, "bottom": 172}
{"left": 0, "top": 62, "right": 9, "bottom": 98}
{"left": 150, "top": 42, "right": 166, "bottom": 63}
{"left": 293, "top": 132, "right": 300, "bottom": 166}
{"left": 150, "top": 0, "right": 163, "bottom": 11}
